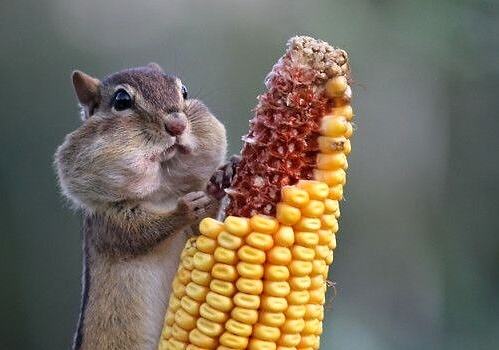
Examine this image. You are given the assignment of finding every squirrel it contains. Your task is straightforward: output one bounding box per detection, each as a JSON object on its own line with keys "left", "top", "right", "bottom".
{"left": 54, "top": 63, "right": 236, "bottom": 350}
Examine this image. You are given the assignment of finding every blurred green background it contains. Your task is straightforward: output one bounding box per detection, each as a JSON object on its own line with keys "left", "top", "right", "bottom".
{"left": 1, "top": 0, "right": 498, "bottom": 349}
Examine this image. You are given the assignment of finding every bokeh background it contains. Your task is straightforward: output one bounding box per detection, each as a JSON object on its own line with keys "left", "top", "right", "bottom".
{"left": 1, "top": 0, "right": 498, "bottom": 349}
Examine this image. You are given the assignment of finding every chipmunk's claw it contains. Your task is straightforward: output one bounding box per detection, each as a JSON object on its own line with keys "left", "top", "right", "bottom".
{"left": 206, "top": 155, "right": 241, "bottom": 199}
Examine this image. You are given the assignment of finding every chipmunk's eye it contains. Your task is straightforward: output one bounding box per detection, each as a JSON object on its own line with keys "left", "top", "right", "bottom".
{"left": 112, "top": 89, "right": 132, "bottom": 111}
{"left": 181, "top": 85, "right": 188, "bottom": 99}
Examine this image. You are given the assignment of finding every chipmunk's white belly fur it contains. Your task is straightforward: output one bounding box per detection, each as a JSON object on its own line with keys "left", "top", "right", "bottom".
{"left": 80, "top": 232, "right": 187, "bottom": 350}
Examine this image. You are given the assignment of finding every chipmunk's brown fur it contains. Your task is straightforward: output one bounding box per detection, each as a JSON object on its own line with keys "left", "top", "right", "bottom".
{"left": 55, "top": 63, "right": 230, "bottom": 349}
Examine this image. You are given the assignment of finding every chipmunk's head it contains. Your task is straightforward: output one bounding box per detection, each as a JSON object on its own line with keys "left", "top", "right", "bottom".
{"left": 55, "top": 63, "right": 227, "bottom": 211}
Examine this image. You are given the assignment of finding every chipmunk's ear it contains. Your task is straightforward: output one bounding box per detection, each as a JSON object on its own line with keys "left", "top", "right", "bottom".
{"left": 72, "top": 70, "right": 101, "bottom": 120}
{"left": 147, "top": 62, "right": 164, "bottom": 72}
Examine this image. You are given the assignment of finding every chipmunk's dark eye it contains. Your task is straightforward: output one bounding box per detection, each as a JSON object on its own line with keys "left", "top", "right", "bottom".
{"left": 181, "top": 85, "right": 188, "bottom": 99}
{"left": 112, "top": 89, "right": 132, "bottom": 111}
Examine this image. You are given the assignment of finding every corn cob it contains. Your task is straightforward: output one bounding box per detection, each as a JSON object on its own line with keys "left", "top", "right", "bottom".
{"left": 158, "top": 36, "right": 354, "bottom": 350}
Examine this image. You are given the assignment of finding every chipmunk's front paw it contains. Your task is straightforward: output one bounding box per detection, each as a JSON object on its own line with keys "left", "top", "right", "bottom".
{"left": 206, "top": 155, "right": 241, "bottom": 200}
{"left": 178, "top": 191, "right": 217, "bottom": 221}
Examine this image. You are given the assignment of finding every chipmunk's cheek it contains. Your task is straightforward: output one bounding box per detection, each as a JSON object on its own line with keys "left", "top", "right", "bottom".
{"left": 125, "top": 156, "right": 162, "bottom": 197}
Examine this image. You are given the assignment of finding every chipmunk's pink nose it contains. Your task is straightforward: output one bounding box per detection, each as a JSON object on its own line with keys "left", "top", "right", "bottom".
{"left": 165, "top": 113, "right": 187, "bottom": 136}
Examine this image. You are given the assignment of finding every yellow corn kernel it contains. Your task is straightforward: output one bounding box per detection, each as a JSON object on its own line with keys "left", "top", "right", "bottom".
{"left": 323, "top": 199, "right": 339, "bottom": 214}
{"left": 219, "top": 332, "right": 248, "bottom": 349}
{"left": 186, "top": 345, "right": 206, "bottom": 350}
{"left": 189, "top": 328, "right": 217, "bottom": 349}
{"left": 309, "top": 275, "right": 324, "bottom": 290}
{"left": 289, "top": 276, "right": 311, "bottom": 291}
{"left": 185, "top": 283, "right": 209, "bottom": 303}
{"left": 302, "top": 319, "right": 321, "bottom": 335}
{"left": 284, "top": 304, "right": 306, "bottom": 319}
{"left": 320, "top": 116, "right": 348, "bottom": 137}
{"left": 175, "top": 308, "right": 196, "bottom": 330}
{"left": 273, "top": 226, "right": 295, "bottom": 247}
{"left": 328, "top": 184, "right": 344, "bottom": 200}
{"left": 214, "top": 247, "right": 238, "bottom": 265}
{"left": 250, "top": 215, "right": 279, "bottom": 234}
{"left": 308, "top": 288, "right": 325, "bottom": 305}
{"left": 281, "top": 186, "right": 310, "bottom": 207}
{"left": 190, "top": 269, "right": 211, "bottom": 287}
{"left": 162, "top": 325, "right": 172, "bottom": 338}
{"left": 325, "top": 251, "right": 334, "bottom": 265}
{"left": 304, "top": 304, "right": 323, "bottom": 319}
{"left": 172, "top": 280, "right": 186, "bottom": 298}
{"left": 233, "top": 292, "right": 260, "bottom": 310}
{"left": 206, "top": 291, "right": 233, "bottom": 312}
{"left": 296, "top": 180, "right": 329, "bottom": 200}
{"left": 196, "top": 236, "right": 217, "bottom": 254}
{"left": 248, "top": 339, "right": 277, "bottom": 350}
{"left": 299, "top": 334, "right": 316, "bottom": 347}
{"left": 291, "top": 246, "right": 315, "bottom": 261}
{"left": 182, "top": 256, "right": 194, "bottom": 271}
{"left": 196, "top": 317, "right": 224, "bottom": 337}
{"left": 224, "top": 216, "right": 251, "bottom": 237}
{"left": 177, "top": 268, "right": 191, "bottom": 285}
{"left": 287, "top": 290, "right": 310, "bottom": 305}
{"left": 181, "top": 296, "right": 200, "bottom": 316}
{"left": 199, "top": 218, "right": 225, "bottom": 239}
{"left": 237, "top": 245, "right": 266, "bottom": 264}
{"left": 316, "top": 153, "right": 348, "bottom": 170}
{"left": 169, "top": 294, "right": 181, "bottom": 310}
{"left": 317, "top": 136, "right": 351, "bottom": 154}
{"left": 314, "top": 245, "right": 330, "bottom": 260}
{"left": 259, "top": 311, "right": 286, "bottom": 327}
{"left": 225, "top": 319, "right": 253, "bottom": 337}
{"left": 317, "top": 230, "right": 333, "bottom": 245}
{"left": 263, "top": 281, "right": 291, "bottom": 297}
{"left": 267, "top": 247, "right": 292, "bottom": 265}
{"left": 210, "top": 279, "right": 236, "bottom": 297}
{"left": 293, "top": 217, "right": 321, "bottom": 231}
{"left": 331, "top": 104, "right": 354, "bottom": 120}
{"left": 345, "top": 121, "right": 354, "bottom": 138}
{"left": 277, "top": 333, "right": 301, "bottom": 347}
{"left": 217, "top": 232, "right": 243, "bottom": 250}
{"left": 211, "top": 263, "right": 238, "bottom": 282}
{"left": 289, "top": 261, "right": 313, "bottom": 276}
{"left": 313, "top": 169, "right": 346, "bottom": 186}
{"left": 260, "top": 296, "right": 288, "bottom": 312}
{"left": 231, "top": 306, "right": 259, "bottom": 325}
{"left": 276, "top": 203, "right": 301, "bottom": 225}
{"left": 294, "top": 232, "right": 319, "bottom": 248}
{"left": 320, "top": 214, "right": 337, "bottom": 229}
{"left": 169, "top": 339, "right": 188, "bottom": 350}
{"left": 245, "top": 232, "right": 274, "bottom": 251}
{"left": 264, "top": 265, "right": 290, "bottom": 281}
{"left": 199, "top": 303, "right": 229, "bottom": 324}
{"left": 281, "top": 318, "right": 305, "bottom": 333}
{"left": 165, "top": 310, "right": 175, "bottom": 326}
{"left": 252, "top": 323, "right": 281, "bottom": 341}
{"left": 276, "top": 346, "right": 296, "bottom": 350}
{"left": 236, "top": 262, "right": 264, "bottom": 279}
{"left": 311, "top": 260, "right": 327, "bottom": 275}
{"left": 236, "top": 277, "right": 263, "bottom": 295}
{"left": 300, "top": 200, "right": 325, "bottom": 218}
{"left": 329, "top": 233, "right": 337, "bottom": 250}
{"left": 325, "top": 76, "right": 348, "bottom": 97}
{"left": 193, "top": 252, "right": 215, "bottom": 272}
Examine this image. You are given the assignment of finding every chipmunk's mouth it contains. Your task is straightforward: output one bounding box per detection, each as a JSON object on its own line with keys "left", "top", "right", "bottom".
{"left": 158, "top": 144, "right": 177, "bottom": 162}
{"left": 157, "top": 141, "right": 192, "bottom": 163}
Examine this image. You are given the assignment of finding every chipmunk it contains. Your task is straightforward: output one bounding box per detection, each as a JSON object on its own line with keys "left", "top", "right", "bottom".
{"left": 55, "top": 63, "right": 235, "bottom": 350}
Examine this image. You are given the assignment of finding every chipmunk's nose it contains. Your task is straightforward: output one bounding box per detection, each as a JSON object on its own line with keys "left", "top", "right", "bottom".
{"left": 164, "top": 112, "right": 187, "bottom": 136}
